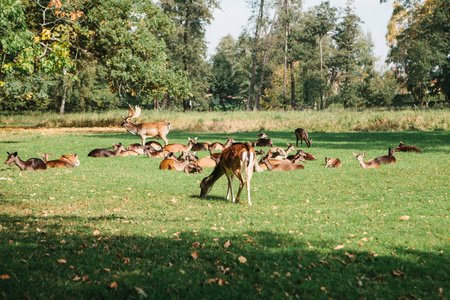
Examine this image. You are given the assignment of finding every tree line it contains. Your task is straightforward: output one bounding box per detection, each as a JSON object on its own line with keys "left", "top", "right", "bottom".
{"left": 0, "top": 0, "right": 448, "bottom": 113}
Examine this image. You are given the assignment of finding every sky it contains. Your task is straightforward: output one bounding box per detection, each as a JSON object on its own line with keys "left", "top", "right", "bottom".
{"left": 205, "top": 0, "right": 394, "bottom": 69}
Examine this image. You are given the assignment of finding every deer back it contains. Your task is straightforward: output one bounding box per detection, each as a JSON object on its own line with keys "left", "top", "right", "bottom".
{"left": 325, "top": 157, "right": 342, "bottom": 168}
{"left": 164, "top": 137, "right": 197, "bottom": 153}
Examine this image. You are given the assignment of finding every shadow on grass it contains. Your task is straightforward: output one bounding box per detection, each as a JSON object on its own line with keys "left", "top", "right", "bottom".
{"left": 0, "top": 213, "right": 448, "bottom": 299}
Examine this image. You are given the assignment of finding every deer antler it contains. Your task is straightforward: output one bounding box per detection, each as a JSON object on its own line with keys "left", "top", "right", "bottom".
{"left": 125, "top": 105, "right": 141, "bottom": 120}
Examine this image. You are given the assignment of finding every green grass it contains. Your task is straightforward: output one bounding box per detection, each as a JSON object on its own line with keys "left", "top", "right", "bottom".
{"left": 0, "top": 128, "right": 449, "bottom": 299}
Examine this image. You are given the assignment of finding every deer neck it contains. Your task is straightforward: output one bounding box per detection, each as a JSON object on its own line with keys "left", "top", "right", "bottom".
{"left": 13, "top": 157, "right": 28, "bottom": 170}
{"left": 223, "top": 140, "right": 232, "bottom": 148}
{"left": 113, "top": 147, "right": 124, "bottom": 157}
{"left": 123, "top": 121, "right": 138, "bottom": 135}
{"left": 263, "top": 159, "right": 275, "bottom": 171}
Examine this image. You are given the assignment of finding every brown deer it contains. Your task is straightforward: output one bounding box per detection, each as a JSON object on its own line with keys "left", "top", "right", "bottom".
{"left": 38, "top": 153, "right": 80, "bottom": 168}
{"left": 260, "top": 154, "right": 304, "bottom": 171}
{"left": 127, "top": 143, "right": 155, "bottom": 155}
{"left": 144, "top": 148, "right": 171, "bottom": 158}
{"left": 200, "top": 143, "right": 256, "bottom": 205}
{"left": 294, "top": 128, "right": 311, "bottom": 148}
{"left": 269, "top": 143, "right": 296, "bottom": 160}
{"left": 159, "top": 151, "right": 198, "bottom": 171}
{"left": 145, "top": 141, "right": 163, "bottom": 150}
{"left": 353, "top": 152, "right": 381, "bottom": 168}
{"left": 191, "top": 141, "right": 211, "bottom": 151}
{"left": 4, "top": 152, "right": 47, "bottom": 171}
{"left": 325, "top": 157, "right": 342, "bottom": 168}
{"left": 121, "top": 105, "right": 171, "bottom": 146}
{"left": 184, "top": 162, "right": 204, "bottom": 174}
{"left": 376, "top": 148, "right": 397, "bottom": 164}
{"left": 209, "top": 137, "right": 236, "bottom": 153}
{"left": 251, "top": 133, "right": 273, "bottom": 147}
{"left": 197, "top": 155, "right": 220, "bottom": 168}
{"left": 395, "top": 142, "right": 421, "bottom": 153}
{"left": 164, "top": 137, "right": 198, "bottom": 153}
{"left": 113, "top": 144, "right": 139, "bottom": 156}
{"left": 88, "top": 143, "right": 126, "bottom": 157}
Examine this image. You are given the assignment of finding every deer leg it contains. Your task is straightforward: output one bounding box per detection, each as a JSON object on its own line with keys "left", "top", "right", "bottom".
{"left": 162, "top": 136, "right": 168, "bottom": 147}
{"left": 141, "top": 137, "right": 146, "bottom": 146}
{"left": 235, "top": 174, "right": 246, "bottom": 204}
{"left": 225, "top": 174, "right": 236, "bottom": 202}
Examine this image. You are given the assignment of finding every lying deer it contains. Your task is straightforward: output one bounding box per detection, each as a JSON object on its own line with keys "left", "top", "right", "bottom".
{"left": 164, "top": 137, "right": 198, "bottom": 153}
{"left": 251, "top": 133, "right": 273, "bottom": 147}
{"left": 184, "top": 162, "right": 204, "bottom": 174}
{"left": 200, "top": 143, "right": 256, "bottom": 205}
{"left": 127, "top": 143, "right": 155, "bottom": 155}
{"left": 113, "top": 144, "right": 139, "bottom": 156}
{"left": 197, "top": 155, "right": 220, "bottom": 168}
{"left": 159, "top": 151, "right": 198, "bottom": 171}
{"left": 144, "top": 147, "right": 171, "bottom": 158}
{"left": 395, "top": 141, "right": 421, "bottom": 153}
{"left": 294, "top": 128, "right": 311, "bottom": 148}
{"left": 38, "top": 153, "right": 80, "bottom": 168}
{"left": 325, "top": 157, "right": 342, "bottom": 168}
{"left": 209, "top": 137, "right": 236, "bottom": 153}
{"left": 353, "top": 152, "right": 381, "bottom": 168}
{"left": 145, "top": 141, "right": 163, "bottom": 150}
{"left": 121, "top": 105, "right": 171, "bottom": 146}
{"left": 88, "top": 143, "right": 126, "bottom": 157}
{"left": 4, "top": 152, "right": 47, "bottom": 171}
{"left": 260, "top": 154, "right": 304, "bottom": 171}
{"left": 375, "top": 148, "right": 397, "bottom": 164}
{"left": 191, "top": 141, "right": 211, "bottom": 151}
{"left": 268, "top": 143, "right": 296, "bottom": 160}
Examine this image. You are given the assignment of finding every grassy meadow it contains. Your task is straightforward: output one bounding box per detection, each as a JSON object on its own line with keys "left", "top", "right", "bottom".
{"left": 0, "top": 110, "right": 449, "bottom": 299}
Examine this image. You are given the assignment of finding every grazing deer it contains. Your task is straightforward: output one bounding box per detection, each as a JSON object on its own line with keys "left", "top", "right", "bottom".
{"left": 260, "top": 154, "right": 304, "bottom": 171}
{"left": 353, "top": 152, "right": 381, "bottom": 168}
{"left": 145, "top": 141, "right": 163, "bottom": 150}
{"left": 121, "top": 105, "right": 171, "bottom": 146}
{"left": 200, "top": 143, "right": 256, "bottom": 205}
{"left": 4, "top": 152, "right": 47, "bottom": 171}
{"left": 197, "top": 155, "right": 220, "bottom": 168}
{"left": 294, "top": 128, "right": 311, "bottom": 148}
{"left": 184, "top": 162, "right": 204, "bottom": 174}
{"left": 376, "top": 148, "right": 397, "bottom": 164}
{"left": 325, "top": 157, "right": 342, "bottom": 168}
{"left": 209, "top": 137, "right": 237, "bottom": 153}
{"left": 88, "top": 143, "right": 126, "bottom": 157}
{"left": 164, "top": 137, "right": 198, "bottom": 153}
{"left": 38, "top": 153, "right": 79, "bottom": 168}
{"left": 395, "top": 141, "right": 421, "bottom": 153}
{"left": 159, "top": 151, "right": 198, "bottom": 171}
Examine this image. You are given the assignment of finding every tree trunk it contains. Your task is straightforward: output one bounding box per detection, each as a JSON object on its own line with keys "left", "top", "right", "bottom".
{"left": 254, "top": 2, "right": 279, "bottom": 112}
{"left": 60, "top": 69, "right": 67, "bottom": 115}
{"left": 290, "top": 61, "right": 295, "bottom": 109}
{"left": 319, "top": 37, "right": 324, "bottom": 110}
{"left": 247, "top": 0, "right": 264, "bottom": 111}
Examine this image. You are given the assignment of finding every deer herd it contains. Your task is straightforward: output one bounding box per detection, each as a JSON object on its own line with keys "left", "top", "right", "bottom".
{"left": 4, "top": 105, "right": 422, "bottom": 205}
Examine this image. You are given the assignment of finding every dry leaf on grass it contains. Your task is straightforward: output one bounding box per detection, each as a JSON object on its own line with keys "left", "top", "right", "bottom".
{"left": 223, "top": 240, "right": 231, "bottom": 249}
{"left": 57, "top": 259, "right": 67, "bottom": 264}
{"left": 93, "top": 230, "right": 101, "bottom": 236}
{"left": 238, "top": 256, "right": 247, "bottom": 263}
{"left": 392, "top": 270, "right": 404, "bottom": 276}
{"left": 191, "top": 252, "right": 199, "bottom": 260}
{"left": 334, "top": 244, "right": 345, "bottom": 250}
{"left": 398, "top": 215, "right": 410, "bottom": 220}
{"left": 0, "top": 275, "right": 10, "bottom": 280}
{"left": 109, "top": 282, "right": 118, "bottom": 290}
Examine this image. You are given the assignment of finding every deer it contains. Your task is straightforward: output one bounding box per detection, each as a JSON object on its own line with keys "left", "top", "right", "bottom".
{"left": 200, "top": 143, "right": 256, "bottom": 205}
{"left": 159, "top": 151, "right": 198, "bottom": 171}
{"left": 268, "top": 143, "right": 296, "bottom": 160}
{"left": 145, "top": 141, "right": 163, "bottom": 150}
{"left": 294, "top": 128, "right": 311, "bottom": 148}
{"left": 144, "top": 148, "right": 171, "bottom": 158}
{"left": 251, "top": 133, "right": 273, "bottom": 147}
{"left": 121, "top": 105, "right": 171, "bottom": 146}
{"left": 127, "top": 143, "right": 155, "bottom": 155}
{"left": 353, "top": 152, "right": 381, "bottom": 169}
{"left": 164, "top": 137, "right": 198, "bottom": 153}
{"left": 113, "top": 144, "right": 139, "bottom": 156}
{"left": 260, "top": 154, "right": 304, "bottom": 171}
{"left": 375, "top": 148, "right": 397, "bottom": 164}
{"left": 184, "top": 162, "right": 204, "bottom": 174}
{"left": 88, "top": 143, "right": 126, "bottom": 157}
{"left": 197, "top": 155, "right": 220, "bottom": 168}
{"left": 4, "top": 152, "right": 47, "bottom": 171}
{"left": 325, "top": 157, "right": 342, "bottom": 168}
{"left": 394, "top": 141, "right": 421, "bottom": 153}
{"left": 38, "top": 153, "right": 80, "bottom": 168}
{"left": 191, "top": 141, "right": 211, "bottom": 152}
{"left": 209, "top": 137, "right": 237, "bottom": 153}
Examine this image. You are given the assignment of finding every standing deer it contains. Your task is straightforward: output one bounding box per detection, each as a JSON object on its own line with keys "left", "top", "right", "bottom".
{"left": 88, "top": 143, "right": 126, "bottom": 157}
{"left": 121, "top": 105, "right": 171, "bottom": 146}
{"left": 325, "top": 157, "right": 342, "bottom": 168}
{"left": 353, "top": 152, "right": 381, "bottom": 168}
{"left": 375, "top": 148, "right": 397, "bottom": 164}
{"left": 394, "top": 141, "right": 421, "bottom": 153}
{"left": 209, "top": 137, "right": 236, "bottom": 153}
{"left": 200, "top": 143, "right": 256, "bottom": 205}
{"left": 4, "top": 152, "right": 47, "bottom": 171}
{"left": 294, "top": 128, "right": 311, "bottom": 148}
{"left": 164, "top": 137, "right": 198, "bottom": 153}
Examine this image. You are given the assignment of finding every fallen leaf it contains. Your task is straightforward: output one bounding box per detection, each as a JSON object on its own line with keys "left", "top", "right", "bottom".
{"left": 109, "top": 282, "right": 118, "bottom": 290}
{"left": 191, "top": 242, "right": 200, "bottom": 248}
{"left": 93, "top": 230, "right": 101, "bottom": 236}
{"left": 135, "top": 287, "right": 147, "bottom": 298}
{"left": 191, "top": 252, "right": 199, "bottom": 260}
{"left": 238, "top": 256, "right": 247, "bottom": 263}
{"left": 73, "top": 275, "right": 81, "bottom": 281}
{"left": 57, "top": 259, "right": 67, "bottom": 264}
{"left": 0, "top": 275, "right": 10, "bottom": 280}
{"left": 392, "top": 270, "right": 404, "bottom": 276}
{"left": 398, "top": 215, "right": 410, "bottom": 220}
{"left": 223, "top": 240, "right": 231, "bottom": 249}
{"left": 334, "top": 244, "right": 345, "bottom": 250}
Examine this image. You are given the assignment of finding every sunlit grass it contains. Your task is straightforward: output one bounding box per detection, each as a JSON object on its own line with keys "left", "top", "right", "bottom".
{"left": 0, "top": 129, "right": 449, "bottom": 299}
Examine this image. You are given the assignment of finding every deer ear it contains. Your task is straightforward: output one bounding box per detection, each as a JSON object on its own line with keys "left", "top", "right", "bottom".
{"left": 352, "top": 152, "right": 357, "bottom": 157}
{"left": 13, "top": 152, "right": 18, "bottom": 156}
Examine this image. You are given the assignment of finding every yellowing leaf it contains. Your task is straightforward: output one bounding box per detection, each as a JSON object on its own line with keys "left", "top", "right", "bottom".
{"left": 238, "top": 256, "right": 247, "bottom": 263}
{"left": 109, "top": 282, "right": 118, "bottom": 290}
{"left": 57, "top": 259, "right": 67, "bottom": 264}
{"left": 223, "top": 240, "right": 231, "bottom": 249}
{"left": 398, "top": 215, "right": 410, "bottom": 220}
{"left": 334, "top": 244, "right": 345, "bottom": 250}
{"left": 0, "top": 275, "right": 10, "bottom": 280}
{"left": 191, "top": 252, "right": 199, "bottom": 260}
{"left": 93, "top": 230, "right": 101, "bottom": 236}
